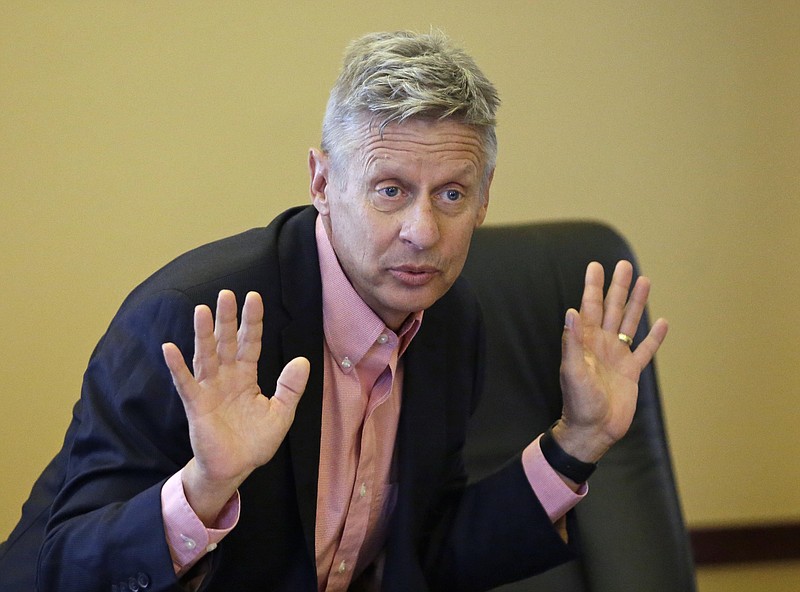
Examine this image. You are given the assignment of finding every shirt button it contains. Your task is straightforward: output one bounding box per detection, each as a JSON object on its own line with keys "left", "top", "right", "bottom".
{"left": 206, "top": 542, "right": 218, "bottom": 552}
{"left": 340, "top": 357, "right": 352, "bottom": 370}
{"left": 338, "top": 560, "right": 347, "bottom": 574}
{"left": 377, "top": 333, "right": 389, "bottom": 344}
{"left": 180, "top": 534, "right": 197, "bottom": 550}
{"left": 359, "top": 483, "right": 367, "bottom": 498}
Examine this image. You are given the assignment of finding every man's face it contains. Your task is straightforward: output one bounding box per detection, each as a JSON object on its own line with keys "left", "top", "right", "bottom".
{"left": 309, "top": 118, "right": 492, "bottom": 330}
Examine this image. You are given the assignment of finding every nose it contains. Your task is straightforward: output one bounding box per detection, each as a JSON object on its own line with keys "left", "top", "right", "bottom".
{"left": 399, "top": 197, "right": 440, "bottom": 249}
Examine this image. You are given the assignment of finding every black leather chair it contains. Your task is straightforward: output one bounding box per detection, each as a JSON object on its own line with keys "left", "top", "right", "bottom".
{"left": 461, "top": 221, "right": 697, "bottom": 592}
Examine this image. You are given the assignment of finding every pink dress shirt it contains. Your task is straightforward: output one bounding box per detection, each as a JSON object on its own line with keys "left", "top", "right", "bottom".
{"left": 160, "top": 214, "right": 585, "bottom": 587}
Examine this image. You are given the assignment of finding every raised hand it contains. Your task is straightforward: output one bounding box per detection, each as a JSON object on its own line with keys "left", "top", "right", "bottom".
{"left": 162, "top": 290, "right": 309, "bottom": 524}
{"left": 554, "top": 261, "right": 668, "bottom": 465}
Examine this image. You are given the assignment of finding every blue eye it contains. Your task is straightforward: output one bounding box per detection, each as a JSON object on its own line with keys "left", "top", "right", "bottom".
{"left": 443, "top": 189, "right": 462, "bottom": 201}
{"left": 379, "top": 186, "right": 401, "bottom": 198}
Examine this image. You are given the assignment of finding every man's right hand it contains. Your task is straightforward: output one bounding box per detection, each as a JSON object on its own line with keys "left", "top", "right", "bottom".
{"left": 162, "top": 290, "right": 309, "bottom": 525}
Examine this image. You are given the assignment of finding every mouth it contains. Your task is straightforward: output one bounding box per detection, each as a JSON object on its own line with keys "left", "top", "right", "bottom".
{"left": 388, "top": 265, "right": 440, "bottom": 286}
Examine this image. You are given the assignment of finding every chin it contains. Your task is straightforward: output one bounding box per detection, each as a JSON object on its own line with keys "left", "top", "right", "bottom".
{"left": 393, "top": 290, "right": 443, "bottom": 315}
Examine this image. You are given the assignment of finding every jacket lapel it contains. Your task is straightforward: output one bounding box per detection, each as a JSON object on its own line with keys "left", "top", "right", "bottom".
{"left": 395, "top": 309, "right": 449, "bottom": 531}
{"left": 277, "top": 206, "right": 326, "bottom": 567}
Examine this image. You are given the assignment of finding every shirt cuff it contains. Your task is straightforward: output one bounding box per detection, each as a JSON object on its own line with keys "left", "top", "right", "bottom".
{"left": 161, "top": 469, "right": 240, "bottom": 575}
{"left": 522, "top": 435, "right": 587, "bottom": 522}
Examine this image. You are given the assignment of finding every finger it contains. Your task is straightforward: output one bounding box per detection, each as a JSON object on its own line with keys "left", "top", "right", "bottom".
{"left": 237, "top": 292, "right": 264, "bottom": 364}
{"left": 162, "top": 342, "right": 200, "bottom": 405}
{"left": 214, "top": 290, "right": 240, "bottom": 365}
{"left": 272, "top": 357, "right": 310, "bottom": 414}
{"left": 602, "top": 260, "right": 634, "bottom": 332}
{"left": 631, "top": 317, "right": 669, "bottom": 369}
{"left": 560, "top": 308, "right": 585, "bottom": 382}
{"left": 192, "top": 304, "right": 218, "bottom": 381}
{"left": 579, "top": 262, "right": 606, "bottom": 328}
{"left": 618, "top": 275, "right": 651, "bottom": 341}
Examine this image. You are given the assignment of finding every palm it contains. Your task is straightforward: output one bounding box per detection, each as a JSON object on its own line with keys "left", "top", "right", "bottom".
{"left": 183, "top": 363, "right": 296, "bottom": 482}
{"left": 561, "top": 324, "right": 640, "bottom": 442}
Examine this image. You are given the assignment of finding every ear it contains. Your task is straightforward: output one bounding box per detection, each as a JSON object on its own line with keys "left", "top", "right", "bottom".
{"left": 475, "top": 167, "right": 494, "bottom": 227}
{"left": 309, "top": 148, "right": 331, "bottom": 215}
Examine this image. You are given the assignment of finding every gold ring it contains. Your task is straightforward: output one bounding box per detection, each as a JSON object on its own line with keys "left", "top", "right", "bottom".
{"left": 618, "top": 333, "right": 634, "bottom": 347}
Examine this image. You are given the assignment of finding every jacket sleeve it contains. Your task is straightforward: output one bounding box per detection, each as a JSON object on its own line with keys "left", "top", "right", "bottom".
{"left": 37, "top": 289, "right": 198, "bottom": 592}
{"left": 424, "top": 456, "right": 576, "bottom": 591}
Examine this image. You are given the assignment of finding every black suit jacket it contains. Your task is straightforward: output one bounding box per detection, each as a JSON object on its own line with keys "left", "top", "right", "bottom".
{"left": 1, "top": 206, "right": 573, "bottom": 592}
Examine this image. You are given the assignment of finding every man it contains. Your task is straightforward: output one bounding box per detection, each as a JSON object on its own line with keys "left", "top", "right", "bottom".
{"left": 0, "top": 31, "right": 667, "bottom": 591}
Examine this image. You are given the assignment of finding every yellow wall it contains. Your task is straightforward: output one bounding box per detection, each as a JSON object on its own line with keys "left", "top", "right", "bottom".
{"left": 2, "top": 2, "right": 799, "bottom": 587}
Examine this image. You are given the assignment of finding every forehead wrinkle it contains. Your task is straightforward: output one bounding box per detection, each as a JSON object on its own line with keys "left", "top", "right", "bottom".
{"left": 361, "top": 137, "right": 483, "bottom": 179}
{"left": 363, "top": 147, "right": 480, "bottom": 184}
{"left": 364, "top": 128, "right": 483, "bottom": 152}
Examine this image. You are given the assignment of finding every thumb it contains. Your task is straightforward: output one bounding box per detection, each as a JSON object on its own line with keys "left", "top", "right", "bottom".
{"left": 273, "top": 356, "right": 310, "bottom": 413}
{"left": 162, "top": 342, "right": 199, "bottom": 406}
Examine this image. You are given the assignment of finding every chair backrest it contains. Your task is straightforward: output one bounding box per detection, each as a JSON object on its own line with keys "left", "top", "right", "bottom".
{"left": 461, "top": 221, "right": 697, "bottom": 592}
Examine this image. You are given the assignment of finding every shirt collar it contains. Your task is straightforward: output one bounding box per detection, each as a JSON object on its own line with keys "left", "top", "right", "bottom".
{"left": 315, "top": 215, "right": 423, "bottom": 370}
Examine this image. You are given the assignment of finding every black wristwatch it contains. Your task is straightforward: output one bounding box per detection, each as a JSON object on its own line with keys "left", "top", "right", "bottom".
{"left": 540, "top": 426, "right": 597, "bottom": 483}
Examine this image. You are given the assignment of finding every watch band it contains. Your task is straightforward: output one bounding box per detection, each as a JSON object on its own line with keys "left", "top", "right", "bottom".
{"left": 540, "top": 426, "right": 597, "bottom": 483}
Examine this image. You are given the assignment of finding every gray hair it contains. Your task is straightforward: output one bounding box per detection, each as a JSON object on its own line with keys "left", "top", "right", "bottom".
{"left": 321, "top": 30, "right": 500, "bottom": 185}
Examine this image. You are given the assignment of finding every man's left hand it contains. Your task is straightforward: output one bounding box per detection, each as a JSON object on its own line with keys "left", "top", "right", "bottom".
{"left": 554, "top": 260, "right": 669, "bottom": 465}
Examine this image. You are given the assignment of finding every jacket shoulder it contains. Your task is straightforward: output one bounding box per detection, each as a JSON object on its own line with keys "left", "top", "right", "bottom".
{"left": 118, "top": 205, "right": 316, "bottom": 312}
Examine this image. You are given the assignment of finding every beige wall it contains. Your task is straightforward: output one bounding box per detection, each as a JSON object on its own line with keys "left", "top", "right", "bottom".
{"left": 2, "top": 1, "right": 799, "bottom": 586}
